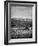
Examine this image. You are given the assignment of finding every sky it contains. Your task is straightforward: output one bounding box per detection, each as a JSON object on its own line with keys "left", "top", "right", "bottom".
{"left": 11, "top": 6, "right": 32, "bottom": 19}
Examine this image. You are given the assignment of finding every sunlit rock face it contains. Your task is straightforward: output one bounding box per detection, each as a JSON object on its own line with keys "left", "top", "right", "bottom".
{"left": 10, "top": 18, "right": 32, "bottom": 38}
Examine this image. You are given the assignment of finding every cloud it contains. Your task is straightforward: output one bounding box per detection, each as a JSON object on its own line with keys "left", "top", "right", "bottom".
{"left": 11, "top": 6, "right": 32, "bottom": 19}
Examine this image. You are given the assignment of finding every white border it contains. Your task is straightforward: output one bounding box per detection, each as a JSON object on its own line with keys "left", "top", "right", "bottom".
{"left": 8, "top": 3, "right": 36, "bottom": 43}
